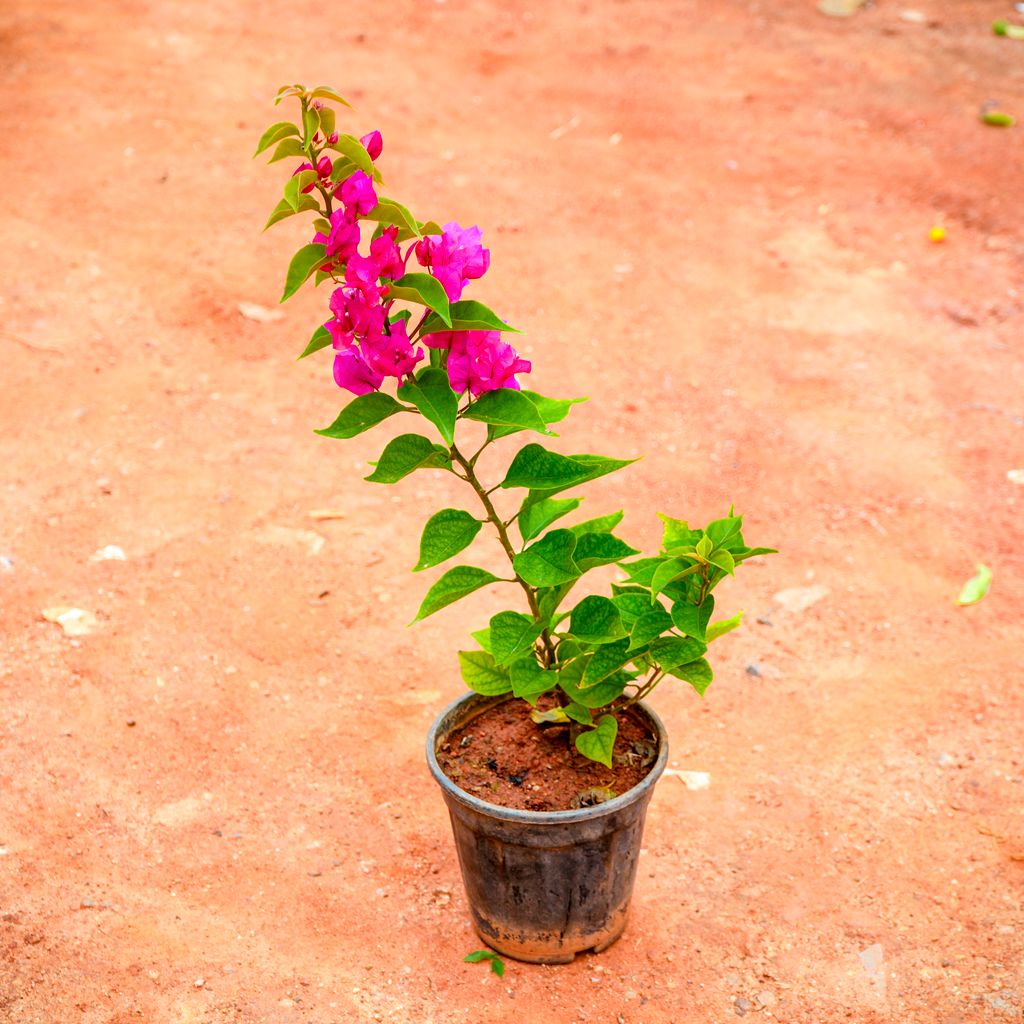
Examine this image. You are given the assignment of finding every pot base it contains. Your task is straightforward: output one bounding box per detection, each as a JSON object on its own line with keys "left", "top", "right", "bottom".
{"left": 476, "top": 913, "right": 627, "bottom": 964}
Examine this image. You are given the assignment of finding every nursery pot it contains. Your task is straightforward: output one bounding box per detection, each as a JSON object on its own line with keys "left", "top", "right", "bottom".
{"left": 427, "top": 693, "right": 668, "bottom": 964}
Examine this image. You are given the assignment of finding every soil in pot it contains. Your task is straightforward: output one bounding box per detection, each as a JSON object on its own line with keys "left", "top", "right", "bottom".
{"left": 435, "top": 697, "right": 659, "bottom": 812}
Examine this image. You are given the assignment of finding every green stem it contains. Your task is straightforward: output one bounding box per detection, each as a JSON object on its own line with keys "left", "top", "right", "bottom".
{"left": 449, "top": 444, "right": 557, "bottom": 667}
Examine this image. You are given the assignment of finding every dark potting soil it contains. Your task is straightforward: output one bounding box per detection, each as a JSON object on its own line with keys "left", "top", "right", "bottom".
{"left": 436, "top": 698, "right": 659, "bottom": 812}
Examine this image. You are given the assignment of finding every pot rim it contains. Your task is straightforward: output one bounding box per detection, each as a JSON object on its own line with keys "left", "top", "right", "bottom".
{"left": 426, "top": 691, "right": 669, "bottom": 824}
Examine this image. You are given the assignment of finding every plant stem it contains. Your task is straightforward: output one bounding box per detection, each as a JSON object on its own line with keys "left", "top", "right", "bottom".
{"left": 449, "top": 444, "right": 557, "bottom": 666}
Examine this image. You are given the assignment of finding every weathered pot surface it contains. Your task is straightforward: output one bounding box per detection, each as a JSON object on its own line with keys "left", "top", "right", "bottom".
{"left": 427, "top": 692, "right": 668, "bottom": 964}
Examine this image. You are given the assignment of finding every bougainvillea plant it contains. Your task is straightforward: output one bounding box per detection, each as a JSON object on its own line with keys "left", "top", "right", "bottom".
{"left": 256, "top": 84, "right": 775, "bottom": 768}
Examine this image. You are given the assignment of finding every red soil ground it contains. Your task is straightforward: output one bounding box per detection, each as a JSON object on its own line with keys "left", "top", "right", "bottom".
{"left": 1, "top": 1, "right": 1022, "bottom": 1021}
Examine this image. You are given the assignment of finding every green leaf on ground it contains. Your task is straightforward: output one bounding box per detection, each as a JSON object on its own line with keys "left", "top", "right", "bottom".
{"left": 463, "top": 949, "right": 505, "bottom": 977}
{"left": 958, "top": 564, "right": 993, "bottom": 606}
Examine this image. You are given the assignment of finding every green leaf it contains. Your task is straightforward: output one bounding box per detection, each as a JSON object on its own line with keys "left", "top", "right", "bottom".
{"left": 620, "top": 557, "right": 662, "bottom": 587}
{"left": 564, "top": 702, "right": 593, "bottom": 726}
{"left": 398, "top": 368, "right": 458, "bottom": 446}
{"left": 280, "top": 243, "right": 328, "bottom": 302}
{"left": 522, "top": 453, "right": 637, "bottom": 505}
{"left": 733, "top": 545, "right": 778, "bottom": 565}
{"left": 328, "top": 157, "right": 357, "bottom": 183}
{"left": 706, "top": 610, "right": 744, "bottom": 642}
{"left": 365, "top": 433, "right": 450, "bottom": 484}
{"left": 510, "top": 658, "right": 557, "bottom": 704}
{"left": 671, "top": 597, "right": 715, "bottom": 642}
{"left": 364, "top": 197, "right": 422, "bottom": 239}
{"left": 981, "top": 110, "right": 1015, "bottom": 127}
{"left": 414, "top": 567, "right": 502, "bottom": 622}
{"left": 264, "top": 194, "right": 319, "bottom": 230}
{"left": 463, "top": 389, "right": 552, "bottom": 436}
{"left": 521, "top": 390, "right": 586, "bottom": 426}
{"left": 471, "top": 627, "right": 492, "bottom": 653}
{"left": 501, "top": 445, "right": 594, "bottom": 491}
{"left": 536, "top": 581, "right": 578, "bottom": 622}
{"left": 329, "top": 133, "right": 379, "bottom": 179}
{"left": 659, "top": 514, "right": 702, "bottom": 554}
{"left": 302, "top": 105, "right": 320, "bottom": 147}
{"left": 421, "top": 299, "right": 519, "bottom": 336}
{"left": 387, "top": 273, "right": 451, "bottom": 323}
{"left": 707, "top": 548, "right": 736, "bottom": 576}
{"left": 489, "top": 611, "right": 545, "bottom": 666}
{"left": 650, "top": 557, "right": 701, "bottom": 599}
{"left": 254, "top": 121, "right": 300, "bottom": 157}
{"left": 650, "top": 636, "right": 708, "bottom": 671}
{"left": 268, "top": 137, "right": 306, "bottom": 163}
{"left": 958, "top": 564, "right": 993, "bottom": 606}
{"left": 668, "top": 657, "right": 714, "bottom": 696}
{"left": 318, "top": 106, "right": 336, "bottom": 138}
{"left": 513, "top": 529, "right": 580, "bottom": 587}
{"left": 316, "top": 392, "right": 408, "bottom": 439}
{"left": 298, "top": 324, "right": 332, "bottom": 360}
{"left": 579, "top": 638, "right": 633, "bottom": 690}
{"left": 517, "top": 496, "right": 582, "bottom": 544}
{"left": 531, "top": 706, "right": 569, "bottom": 724}
{"left": 559, "top": 662, "right": 629, "bottom": 708}
{"left": 575, "top": 715, "right": 618, "bottom": 769}
{"left": 573, "top": 532, "right": 640, "bottom": 571}
{"left": 457, "top": 651, "right": 512, "bottom": 695}
{"left": 569, "top": 512, "right": 624, "bottom": 537}
{"left": 706, "top": 514, "right": 744, "bottom": 551}
{"left": 628, "top": 606, "right": 673, "bottom": 651}
{"left": 612, "top": 587, "right": 655, "bottom": 627}
{"left": 414, "top": 509, "right": 483, "bottom": 571}
{"left": 284, "top": 169, "right": 319, "bottom": 211}
{"left": 567, "top": 596, "right": 626, "bottom": 644}
{"left": 308, "top": 85, "right": 354, "bottom": 108}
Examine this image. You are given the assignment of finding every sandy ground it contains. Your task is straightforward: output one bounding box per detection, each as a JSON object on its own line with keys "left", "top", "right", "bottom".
{"left": 1, "top": 1, "right": 1023, "bottom": 1021}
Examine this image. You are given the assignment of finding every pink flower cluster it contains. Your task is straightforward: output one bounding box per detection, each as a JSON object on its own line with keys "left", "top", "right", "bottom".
{"left": 424, "top": 331, "right": 532, "bottom": 396}
{"left": 311, "top": 133, "right": 530, "bottom": 398}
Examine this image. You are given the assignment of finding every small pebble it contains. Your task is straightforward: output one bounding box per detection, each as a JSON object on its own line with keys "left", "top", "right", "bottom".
{"left": 745, "top": 663, "right": 762, "bottom": 677}
{"left": 194, "top": 978, "right": 205, "bottom": 988}
{"left": 735, "top": 996, "right": 753, "bottom": 1016}
{"left": 79, "top": 898, "right": 96, "bottom": 909}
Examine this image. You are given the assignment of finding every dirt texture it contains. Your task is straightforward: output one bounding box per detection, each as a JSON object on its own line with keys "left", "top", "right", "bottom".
{"left": 437, "top": 699, "right": 659, "bottom": 811}
{"left": 1, "top": 1, "right": 1023, "bottom": 1021}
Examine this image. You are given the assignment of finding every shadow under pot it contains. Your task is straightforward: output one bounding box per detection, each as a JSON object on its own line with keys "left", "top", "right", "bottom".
{"left": 426, "top": 692, "right": 668, "bottom": 965}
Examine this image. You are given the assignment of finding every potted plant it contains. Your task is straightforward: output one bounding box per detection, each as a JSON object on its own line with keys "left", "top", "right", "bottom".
{"left": 255, "top": 84, "right": 775, "bottom": 964}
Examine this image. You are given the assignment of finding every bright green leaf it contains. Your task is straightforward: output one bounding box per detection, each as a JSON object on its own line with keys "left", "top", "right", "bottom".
{"left": 510, "top": 658, "right": 557, "bottom": 704}
{"left": 521, "top": 390, "right": 586, "bottom": 425}
{"left": 513, "top": 529, "right": 580, "bottom": 587}
{"left": 573, "top": 532, "right": 640, "bottom": 571}
{"left": 364, "top": 197, "right": 421, "bottom": 239}
{"left": 628, "top": 606, "right": 673, "bottom": 650}
{"left": 387, "top": 273, "right": 451, "bottom": 324}
{"left": 564, "top": 702, "right": 593, "bottom": 726}
{"left": 414, "top": 567, "right": 502, "bottom": 622}
{"left": 264, "top": 194, "right": 319, "bottom": 231}
{"left": 651, "top": 557, "right": 701, "bottom": 599}
{"left": 958, "top": 564, "right": 993, "bottom": 606}
{"left": 421, "top": 299, "right": 519, "bottom": 336}
{"left": 671, "top": 597, "right": 715, "bottom": 641}
{"left": 365, "top": 433, "right": 450, "bottom": 484}
{"left": 502, "top": 445, "right": 594, "bottom": 491}
{"left": 570, "top": 512, "right": 624, "bottom": 537}
{"left": 650, "top": 636, "right": 708, "bottom": 670}
{"left": 316, "top": 392, "right": 408, "bottom": 439}
{"left": 280, "top": 243, "right": 328, "bottom": 302}
{"left": 575, "top": 715, "right": 618, "bottom": 768}
{"left": 517, "top": 496, "right": 582, "bottom": 544}
{"left": 471, "top": 627, "right": 492, "bottom": 653}
{"left": 328, "top": 133, "right": 379, "bottom": 179}
{"left": 254, "top": 121, "right": 300, "bottom": 157}
{"left": 668, "top": 658, "right": 714, "bottom": 696}
{"left": 398, "top": 369, "right": 458, "bottom": 446}
{"left": 268, "top": 137, "right": 306, "bottom": 163}
{"left": 707, "top": 548, "right": 736, "bottom": 576}
{"left": 458, "top": 652, "right": 512, "bottom": 695}
{"left": 568, "top": 595, "right": 626, "bottom": 644}
{"left": 658, "top": 514, "right": 702, "bottom": 553}
{"left": 414, "top": 509, "right": 482, "bottom": 571}
{"left": 308, "top": 85, "right": 354, "bottom": 108}
{"left": 297, "top": 323, "right": 332, "bottom": 360}
{"left": 706, "top": 610, "right": 744, "bottom": 642}
{"left": 463, "top": 389, "right": 552, "bottom": 436}
{"left": 579, "top": 638, "right": 633, "bottom": 690}
{"left": 489, "top": 611, "right": 545, "bottom": 666}
{"left": 559, "top": 663, "right": 629, "bottom": 708}
{"left": 284, "top": 170, "right": 319, "bottom": 210}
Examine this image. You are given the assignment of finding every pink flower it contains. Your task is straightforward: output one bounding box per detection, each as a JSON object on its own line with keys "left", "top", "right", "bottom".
{"left": 414, "top": 222, "right": 490, "bottom": 301}
{"left": 339, "top": 170, "right": 378, "bottom": 216}
{"left": 369, "top": 225, "right": 406, "bottom": 281}
{"left": 445, "top": 331, "right": 531, "bottom": 396}
{"left": 344, "top": 254, "right": 387, "bottom": 306}
{"left": 421, "top": 330, "right": 455, "bottom": 350}
{"left": 360, "top": 130, "right": 383, "bottom": 160}
{"left": 292, "top": 156, "right": 333, "bottom": 193}
{"left": 328, "top": 286, "right": 385, "bottom": 338}
{"left": 314, "top": 208, "right": 361, "bottom": 262}
{"left": 362, "top": 319, "right": 424, "bottom": 379}
{"left": 333, "top": 347, "right": 383, "bottom": 395}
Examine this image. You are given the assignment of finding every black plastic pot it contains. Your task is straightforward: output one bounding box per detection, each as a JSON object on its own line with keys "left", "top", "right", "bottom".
{"left": 427, "top": 693, "right": 668, "bottom": 964}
